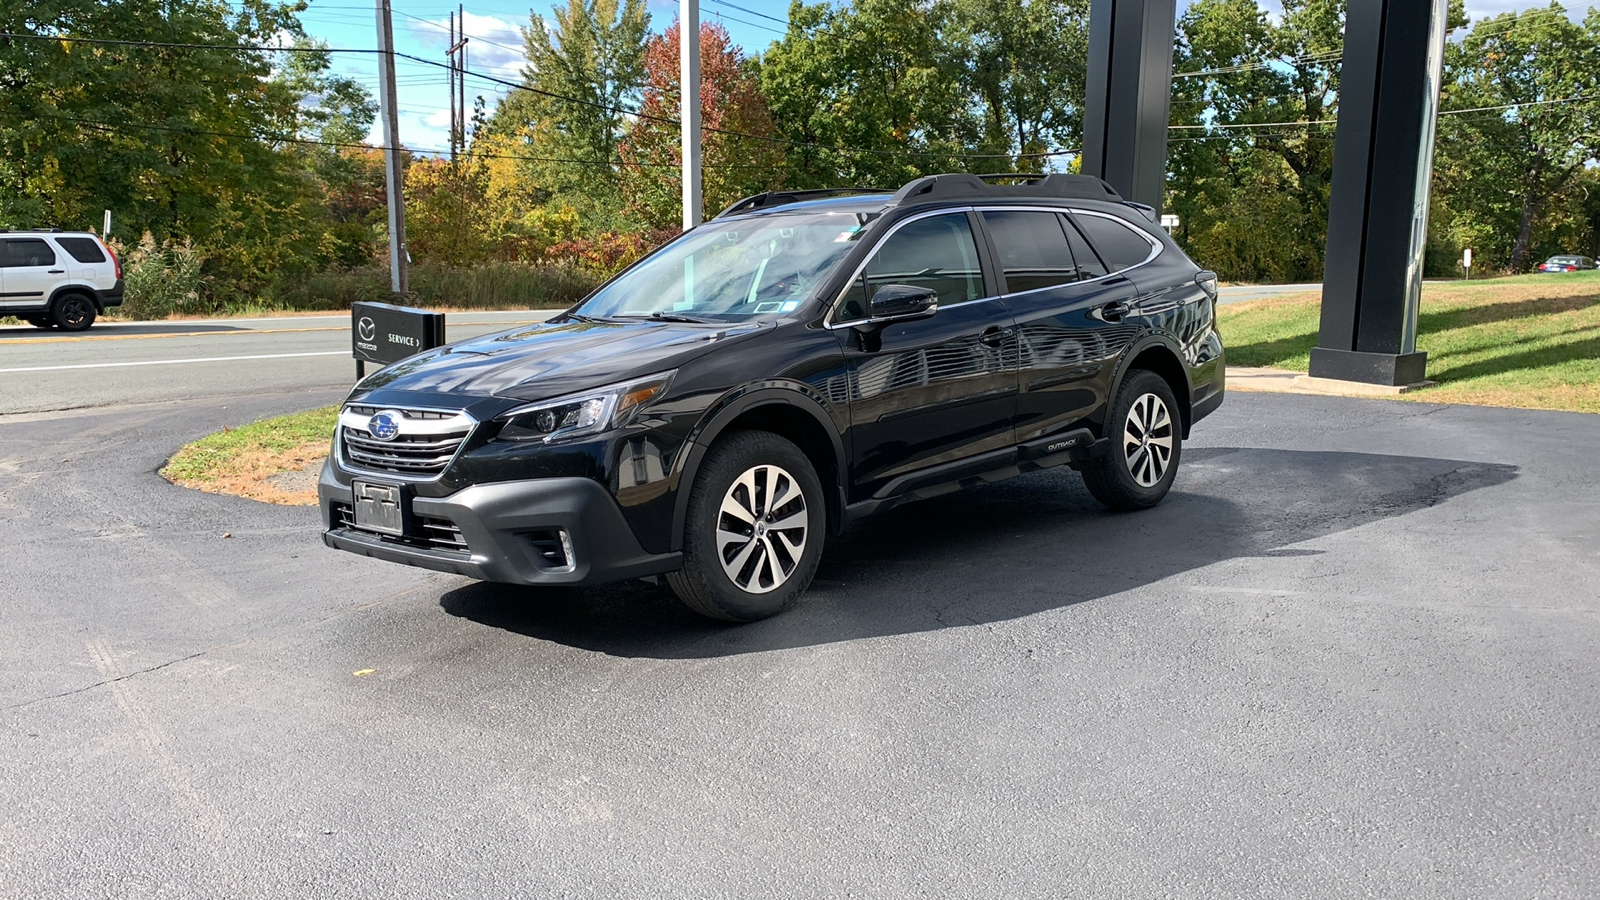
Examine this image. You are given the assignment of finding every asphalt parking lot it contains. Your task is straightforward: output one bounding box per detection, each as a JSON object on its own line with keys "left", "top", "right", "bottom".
{"left": 2, "top": 388, "right": 1597, "bottom": 898}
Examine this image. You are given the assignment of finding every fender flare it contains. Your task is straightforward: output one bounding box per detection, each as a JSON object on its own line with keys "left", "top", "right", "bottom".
{"left": 669, "top": 381, "right": 848, "bottom": 551}
{"left": 1107, "top": 333, "right": 1194, "bottom": 434}
{"left": 48, "top": 284, "right": 104, "bottom": 313}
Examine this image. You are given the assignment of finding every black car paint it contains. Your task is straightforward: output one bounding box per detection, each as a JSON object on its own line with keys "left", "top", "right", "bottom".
{"left": 329, "top": 191, "right": 1223, "bottom": 574}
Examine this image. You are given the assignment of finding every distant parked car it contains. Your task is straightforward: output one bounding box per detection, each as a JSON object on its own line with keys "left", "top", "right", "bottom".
{"left": 0, "top": 229, "right": 123, "bottom": 331}
{"left": 1536, "top": 255, "right": 1597, "bottom": 273}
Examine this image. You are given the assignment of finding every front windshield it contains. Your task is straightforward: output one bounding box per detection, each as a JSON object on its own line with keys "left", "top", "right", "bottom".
{"left": 573, "top": 212, "right": 868, "bottom": 320}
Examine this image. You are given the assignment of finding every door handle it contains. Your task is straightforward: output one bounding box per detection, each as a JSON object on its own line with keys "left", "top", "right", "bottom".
{"left": 978, "top": 326, "right": 1007, "bottom": 348}
{"left": 1100, "top": 301, "right": 1130, "bottom": 322}
{"left": 47, "top": 269, "right": 65, "bottom": 274}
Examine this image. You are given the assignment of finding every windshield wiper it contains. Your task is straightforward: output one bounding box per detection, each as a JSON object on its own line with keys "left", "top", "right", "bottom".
{"left": 610, "top": 311, "right": 722, "bottom": 324}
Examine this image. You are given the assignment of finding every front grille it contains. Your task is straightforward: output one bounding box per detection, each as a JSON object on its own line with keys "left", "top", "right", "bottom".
{"left": 330, "top": 501, "right": 356, "bottom": 529}
{"left": 329, "top": 501, "right": 468, "bottom": 554}
{"left": 339, "top": 405, "right": 473, "bottom": 478}
{"left": 415, "top": 516, "right": 468, "bottom": 552}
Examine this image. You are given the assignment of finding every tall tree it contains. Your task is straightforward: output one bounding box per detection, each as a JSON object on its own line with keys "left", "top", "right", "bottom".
{"left": 1434, "top": 4, "right": 1600, "bottom": 270}
{"left": 758, "top": 0, "right": 975, "bottom": 189}
{"left": 616, "top": 20, "right": 784, "bottom": 228}
{"left": 1164, "top": 0, "right": 1343, "bottom": 282}
{"left": 943, "top": 0, "right": 1090, "bottom": 171}
{"left": 489, "top": 0, "right": 649, "bottom": 206}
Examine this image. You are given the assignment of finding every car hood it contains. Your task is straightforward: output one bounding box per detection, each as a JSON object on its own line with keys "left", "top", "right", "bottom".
{"left": 352, "top": 317, "right": 767, "bottom": 403}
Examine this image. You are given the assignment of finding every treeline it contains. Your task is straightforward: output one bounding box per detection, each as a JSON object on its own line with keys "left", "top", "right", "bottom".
{"left": 3, "top": 0, "right": 1599, "bottom": 314}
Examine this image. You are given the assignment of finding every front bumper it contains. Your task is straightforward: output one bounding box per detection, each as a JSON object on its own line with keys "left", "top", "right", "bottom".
{"left": 318, "top": 462, "right": 680, "bottom": 586}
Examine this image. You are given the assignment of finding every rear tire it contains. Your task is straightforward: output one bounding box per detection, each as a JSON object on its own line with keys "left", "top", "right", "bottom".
{"left": 1082, "top": 369, "right": 1182, "bottom": 510}
{"left": 667, "top": 430, "right": 825, "bottom": 622}
{"left": 52, "top": 294, "right": 96, "bottom": 332}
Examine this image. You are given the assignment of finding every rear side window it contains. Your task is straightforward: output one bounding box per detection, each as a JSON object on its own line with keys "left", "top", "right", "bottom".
{"left": 1071, "top": 214, "right": 1156, "bottom": 273}
{"left": 1, "top": 239, "right": 56, "bottom": 268}
{"left": 55, "top": 237, "right": 107, "bottom": 264}
{"left": 838, "top": 213, "right": 983, "bottom": 322}
{"left": 981, "top": 210, "right": 1084, "bottom": 293}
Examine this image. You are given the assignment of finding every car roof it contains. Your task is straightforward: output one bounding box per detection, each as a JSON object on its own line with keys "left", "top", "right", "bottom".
{"left": 718, "top": 172, "right": 1135, "bottom": 223}
{"left": 0, "top": 229, "right": 97, "bottom": 237}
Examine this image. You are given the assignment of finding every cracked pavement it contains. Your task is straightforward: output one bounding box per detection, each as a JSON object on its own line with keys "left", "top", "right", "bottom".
{"left": 1, "top": 389, "right": 1598, "bottom": 898}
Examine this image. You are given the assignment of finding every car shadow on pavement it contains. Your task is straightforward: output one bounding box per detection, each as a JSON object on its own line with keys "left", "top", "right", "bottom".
{"left": 439, "top": 448, "right": 1518, "bottom": 658}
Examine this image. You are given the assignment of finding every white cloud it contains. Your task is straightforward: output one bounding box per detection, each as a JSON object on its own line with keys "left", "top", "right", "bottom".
{"left": 406, "top": 11, "right": 527, "bottom": 81}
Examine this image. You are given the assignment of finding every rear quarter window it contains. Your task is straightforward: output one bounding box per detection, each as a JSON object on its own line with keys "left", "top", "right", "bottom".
{"left": 1071, "top": 214, "right": 1157, "bottom": 273}
{"left": 55, "top": 237, "right": 107, "bottom": 264}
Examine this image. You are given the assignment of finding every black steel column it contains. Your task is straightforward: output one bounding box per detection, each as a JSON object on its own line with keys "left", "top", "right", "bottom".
{"left": 1080, "top": 0, "right": 1176, "bottom": 212}
{"left": 1312, "top": 0, "right": 1448, "bottom": 386}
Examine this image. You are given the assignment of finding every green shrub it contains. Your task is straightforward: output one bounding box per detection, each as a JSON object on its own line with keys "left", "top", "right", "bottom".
{"left": 116, "top": 235, "right": 209, "bottom": 320}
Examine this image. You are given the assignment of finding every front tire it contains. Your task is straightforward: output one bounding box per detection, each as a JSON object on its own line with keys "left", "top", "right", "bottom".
{"left": 1082, "top": 369, "right": 1182, "bottom": 510}
{"left": 52, "top": 294, "right": 97, "bottom": 332}
{"left": 667, "top": 430, "right": 825, "bottom": 622}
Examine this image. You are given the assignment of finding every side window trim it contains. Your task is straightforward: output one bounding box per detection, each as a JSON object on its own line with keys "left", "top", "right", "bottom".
{"left": 826, "top": 207, "right": 989, "bottom": 329}
{"left": 1065, "top": 209, "right": 1162, "bottom": 275}
{"left": 957, "top": 205, "right": 1162, "bottom": 298}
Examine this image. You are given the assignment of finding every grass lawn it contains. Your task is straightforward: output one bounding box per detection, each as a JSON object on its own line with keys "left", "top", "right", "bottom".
{"left": 1219, "top": 271, "right": 1600, "bottom": 413}
{"left": 162, "top": 405, "right": 338, "bottom": 505}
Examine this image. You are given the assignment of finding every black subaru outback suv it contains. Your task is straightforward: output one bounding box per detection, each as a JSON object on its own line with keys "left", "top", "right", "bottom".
{"left": 320, "top": 173, "right": 1225, "bottom": 621}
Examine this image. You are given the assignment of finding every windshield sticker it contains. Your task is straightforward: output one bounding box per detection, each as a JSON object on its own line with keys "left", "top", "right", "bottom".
{"left": 833, "top": 224, "right": 863, "bottom": 243}
{"left": 780, "top": 300, "right": 801, "bottom": 312}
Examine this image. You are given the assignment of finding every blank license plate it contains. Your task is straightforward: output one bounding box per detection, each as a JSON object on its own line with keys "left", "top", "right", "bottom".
{"left": 351, "top": 481, "right": 406, "bottom": 536}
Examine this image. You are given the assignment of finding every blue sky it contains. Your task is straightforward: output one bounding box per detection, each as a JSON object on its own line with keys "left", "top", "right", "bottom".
{"left": 292, "top": 0, "right": 1597, "bottom": 154}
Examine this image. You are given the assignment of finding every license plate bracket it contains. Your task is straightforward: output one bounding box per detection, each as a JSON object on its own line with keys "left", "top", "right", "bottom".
{"left": 351, "top": 480, "right": 409, "bottom": 536}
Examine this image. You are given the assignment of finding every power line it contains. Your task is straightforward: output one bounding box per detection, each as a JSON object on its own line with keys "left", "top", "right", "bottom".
{"left": 5, "top": 109, "right": 771, "bottom": 169}
{"left": 0, "top": 27, "right": 1066, "bottom": 163}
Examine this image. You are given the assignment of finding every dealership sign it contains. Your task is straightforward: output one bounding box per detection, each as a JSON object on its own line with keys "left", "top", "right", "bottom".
{"left": 351, "top": 301, "right": 446, "bottom": 366}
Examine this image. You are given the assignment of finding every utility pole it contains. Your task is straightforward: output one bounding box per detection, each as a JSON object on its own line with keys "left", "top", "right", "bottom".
{"left": 447, "top": 7, "right": 469, "bottom": 159}
{"left": 375, "top": 0, "right": 408, "bottom": 294}
{"left": 680, "top": 0, "right": 702, "bottom": 230}
{"left": 459, "top": 3, "right": 468, "bottom": 153}
{"left": 448, "top": 11, "right": 456, "bottom": 160}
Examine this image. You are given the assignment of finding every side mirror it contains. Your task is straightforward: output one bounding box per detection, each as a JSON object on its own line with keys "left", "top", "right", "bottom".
{"left": 868, "top": 284, "right": 938, "bottom": 322}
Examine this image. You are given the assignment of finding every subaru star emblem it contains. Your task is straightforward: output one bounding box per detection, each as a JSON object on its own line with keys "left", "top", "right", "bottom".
{"left": 368, "top": 411, "right": 401, "bottom": 441}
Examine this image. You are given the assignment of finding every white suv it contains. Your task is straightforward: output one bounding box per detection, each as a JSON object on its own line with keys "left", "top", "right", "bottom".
{"left": 1, "top": 230, "right": 124, "bottom": 331}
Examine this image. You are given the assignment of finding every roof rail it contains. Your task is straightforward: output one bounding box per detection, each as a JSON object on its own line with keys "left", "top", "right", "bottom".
{"left": 887, "top": 172, "right": 1123, "bottom": 207}
{"left": 0, "top": 228, "right": 67, "bottom": 234}
{"left": 713, "top": 187, "right": 886, "bottom": 219}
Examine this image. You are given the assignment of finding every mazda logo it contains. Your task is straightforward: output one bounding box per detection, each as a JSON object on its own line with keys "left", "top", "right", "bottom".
{"left": 358, "top": 317, "right": 376, "bottom": 341}
{"left": 367, "top": 411, "right": 401, "bottom": 441}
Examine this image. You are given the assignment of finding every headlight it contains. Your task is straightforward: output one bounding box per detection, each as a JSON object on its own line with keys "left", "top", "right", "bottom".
{"left": 495, "top": 371, "right": 675, "bottom": 443}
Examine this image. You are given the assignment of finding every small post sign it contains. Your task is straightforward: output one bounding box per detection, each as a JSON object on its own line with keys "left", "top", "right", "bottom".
{"left": 351, "top": 301, "right": 445, "bottom": 377}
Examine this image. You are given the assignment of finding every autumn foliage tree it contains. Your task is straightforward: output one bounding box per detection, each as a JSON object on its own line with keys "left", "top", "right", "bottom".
{"left": 616, "top": 21, "right": 785, "bottom": 228}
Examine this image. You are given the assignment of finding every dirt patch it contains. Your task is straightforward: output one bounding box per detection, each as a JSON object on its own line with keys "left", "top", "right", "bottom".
{"left": 166, "top": 440, "right": 328, "bottom": 506}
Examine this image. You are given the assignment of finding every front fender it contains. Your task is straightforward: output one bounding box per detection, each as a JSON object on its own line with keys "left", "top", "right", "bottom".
{"left": 669, "top": 381, "right": 849, "bottom": 551}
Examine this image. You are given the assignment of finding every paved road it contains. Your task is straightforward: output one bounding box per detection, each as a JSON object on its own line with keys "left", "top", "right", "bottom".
{"left": 1218, "top": 282, "right": 1321, "bottom": 303}
{"left": 2, "top": 387, "right": 1597, "bottom": 897}
{"left": 0, "top": 287, "right": 1321, "bottom": 416}
{"left": 0, "top": 310, "right": 557, "bottom": 416}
